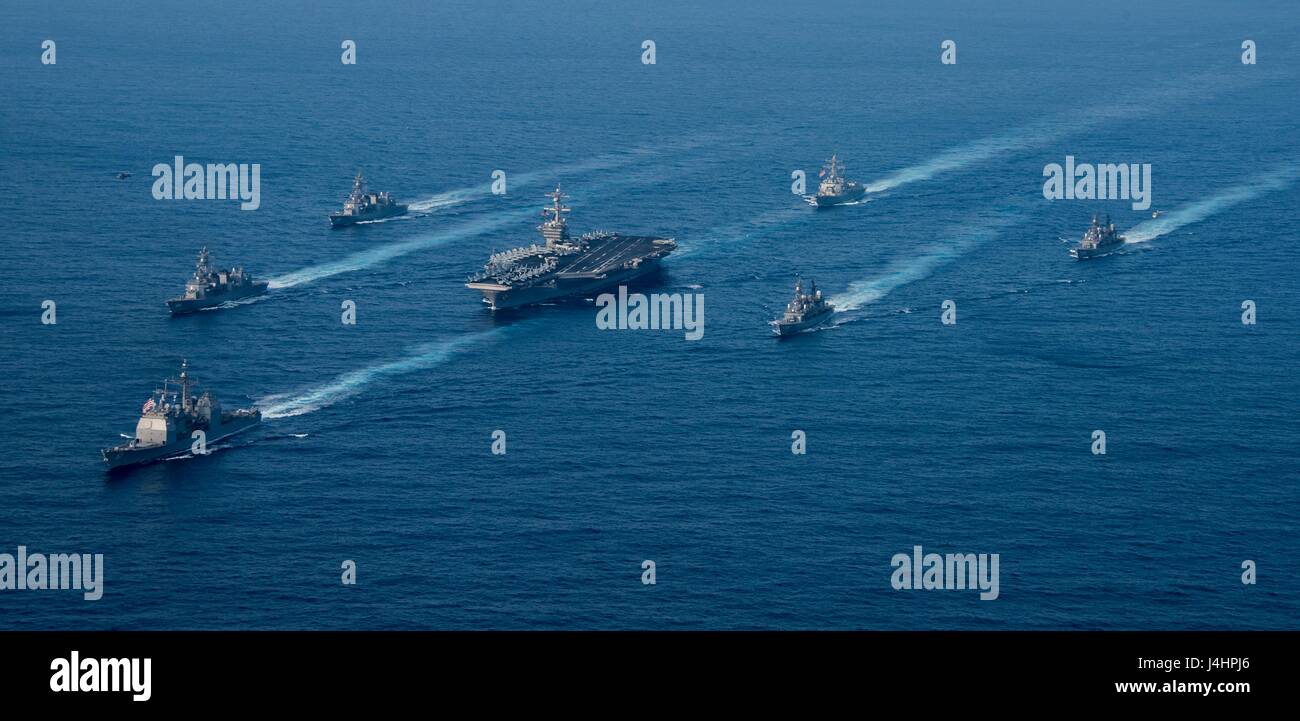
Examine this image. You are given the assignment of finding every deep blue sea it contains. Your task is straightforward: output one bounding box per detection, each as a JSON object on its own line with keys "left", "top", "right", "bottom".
{"left": 1, "top": 0, "right": 1297, "bottom": 629}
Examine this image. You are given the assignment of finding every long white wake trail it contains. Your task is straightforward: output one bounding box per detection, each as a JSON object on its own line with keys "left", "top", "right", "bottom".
{"left": 404, "top": 148, "right": 659, "bottom": 213}
{"left": 863, "top": 69, "right": 1280, "bottom": 195}
{"left": 830, "top": 211, "right": 1022, "bottom": 312}
{"left": 1123, "top": 165, "right": 1300, "bottom": 245}
{"left": 269, "top": 208, "right": 534, "bottom": 288}
{"left": 864, "top": 128, "right": 1052, "bottom": 193}
{"left": 864, "top": 106, "right": 1146, "bottom": 195}
{"left": 259, "top": 328, "right": 505, "bottom": 419}
{"left": 406, "top": 189, "right": 479, "bottom": 213}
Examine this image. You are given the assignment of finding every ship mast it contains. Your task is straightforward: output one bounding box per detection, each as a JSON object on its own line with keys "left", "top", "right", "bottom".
{"left": 195, "top": 247, "right": 211, "bottom": 279}
{"left": 179, "top": 359, "right": 191, "bottom": 410}
{"left": 824, "top": 153, "right": 842, "bottom": 182}
{"left": 539, "top": 185, "right": 571, "bottom": 248}
{"left": 348, "top": 170, "right": 366, "bottom": 204}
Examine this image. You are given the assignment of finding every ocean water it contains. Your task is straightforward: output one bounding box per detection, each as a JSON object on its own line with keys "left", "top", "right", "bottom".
{"left": 1, "top": 0, "right": 1297, "bottom": 629}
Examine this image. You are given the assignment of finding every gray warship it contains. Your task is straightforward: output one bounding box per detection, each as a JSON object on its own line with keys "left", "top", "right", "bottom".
{"left": 466, "top": 186, "right": 676, "bottom": 311}
{"left": 101, "top": 360, "right": 261, "bottom": 471}
{"left": 771, "top": 277, "right": 835, "bottom": 336}
{"left": 167, "top": 247, "right": 269, "bottom": 314}
{"left": 329, "top": 171, "right": 408, "bottom": 227}
{"left": 812, "top": 153, "right": 866, "bottom": 207}
{"left": 1070, "top": 213, "right": 1126, "bottom": 260}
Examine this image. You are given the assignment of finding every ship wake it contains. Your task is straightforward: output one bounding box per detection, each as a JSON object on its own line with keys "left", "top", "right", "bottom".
{"left": 406, "top": 189, "right": 479, "bottom": 214}
{"left": 269, "top": 208, "right": 535, "bottom": 289}
{"left": 863, "top": 68, "right": 1283, "bottom": 196}
{"left": 830, "top": 212, "right": 1021, "bottom": 312}
{"left": 404, "top": 142, "right": 688, "bottom": 215}
{"left": 672, "top": 207, "right": 807, "bottom": 259}
{"left": 1122, "top": 165, "right": 1300, "bottom": 245}
{"left": 206, "top": 294, "right": 272, "bottom": 311}
{"left": 863, "top": 127, "right": 1051, "bottom": 194}
{"left": 258, "top": 328, "right": 504, "bottom": 419}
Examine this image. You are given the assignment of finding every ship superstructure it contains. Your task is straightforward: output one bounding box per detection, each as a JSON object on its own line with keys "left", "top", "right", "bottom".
{"left": 329, "top": 171, "right": 408, "bottom": 227}
{"left": 1070, "top": 213, "right": 1126, "bottom": 259}
{"left": 771, "top": 277, "right": 835, "bottom": 336}
{"left": 167, "top": 247, "right": 269, "bottom": 314}
{"left": 813, "top": 153, "right": 866, "bottom": 207}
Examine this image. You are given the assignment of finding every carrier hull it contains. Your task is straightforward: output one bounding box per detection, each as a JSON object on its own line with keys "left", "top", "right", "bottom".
{"left": 469, "top": 256, "right": 668, "bottom": 311}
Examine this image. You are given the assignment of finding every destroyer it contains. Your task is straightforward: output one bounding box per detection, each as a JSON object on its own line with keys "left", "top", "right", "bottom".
{"left": 101, "top": 360, "right": 260, "bottom": 471}
{"left": 466, "top": 186, "right": 676, "bottom": 311}
{"left": 1070, "top": 213, "right": 1126, "bottom": 260}
{"left": 812, "top": 153, "right": 866, "bottom": 207}
{"left": 771, "top": 277, "right": 835, "bottom": 336}
{"left": 167, "top": 247, "right": 268, "bottom": 314}
{"left": 329, "top": 171, "right": 408, "bottom": 227}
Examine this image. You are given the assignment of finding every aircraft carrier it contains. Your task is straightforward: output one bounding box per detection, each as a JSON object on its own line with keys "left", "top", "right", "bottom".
{"left": 466, "top": 186, "right": 676, "bottom": 310}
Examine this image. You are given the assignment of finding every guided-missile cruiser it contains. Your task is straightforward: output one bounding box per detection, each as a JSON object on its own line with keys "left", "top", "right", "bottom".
{"left": 771, "top": 277, "right": 835, "bottom": 336}
{"left": 466, "top": 186, "right": 676, "bottom": 311}
{"left": 812, "top": 153, "right": 866, "bottom": 207}
{"left": 329, "top": 171, "right": 408, "bottom": 227}
{"left": 1070, "top": 213, "right": 1126, "bottom": 260}
{"left": 101, "top": 360, "right": 261, "bottom": 471}
{"left": 167, "top": 247, "right": 269, "bottom": 314}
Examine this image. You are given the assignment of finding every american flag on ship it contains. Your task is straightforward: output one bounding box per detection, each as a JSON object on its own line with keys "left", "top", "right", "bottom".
{"left": 142, "top": 397, "right": 156, "bottom": 413}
